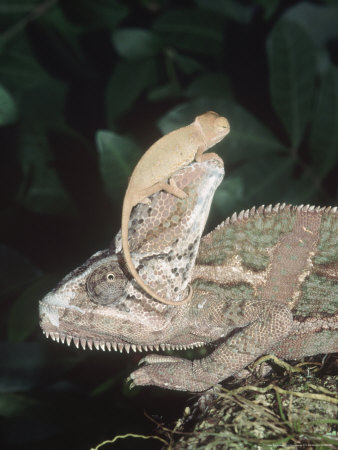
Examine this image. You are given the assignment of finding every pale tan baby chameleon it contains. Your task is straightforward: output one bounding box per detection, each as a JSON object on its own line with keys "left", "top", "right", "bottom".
{"left": 121, "top": 111, "right": 230, "bottom": 305}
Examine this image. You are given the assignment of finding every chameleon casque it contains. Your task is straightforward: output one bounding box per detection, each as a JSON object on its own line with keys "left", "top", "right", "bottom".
{"left": 39, "top": 156, "right": 338, "bottom": 393}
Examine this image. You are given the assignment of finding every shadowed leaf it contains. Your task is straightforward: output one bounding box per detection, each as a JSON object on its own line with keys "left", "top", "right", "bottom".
{"left": 96, "top": 130, "right": 141, "bottom": 201}
{"left": 112, "top": 28, "right": 162, "bottom": 61}
{"left": 284, "top": 2, "right": 338, "bottom": 47}
{"left": 267, "top": 20, "right": 316, "bottom": 148}
{"left": 213, "top": 156, "right": 294, "bottom": 219}
{"left": 153, "top": 9, "right": 224, "bottom": 59}
{"left": 61, "top": 0, "right": 128, "bottom": 29}
{"left": 18, "top": 126, "right": 77, "bottom": 216}
{"left": 186, "top": 73, "right": 233, "bottom": 99}
{"left": 105, "top": 60, "right": 158, "bottom": 125}
{"left": 309, "top": 67, "right": 338, "bottom": 177}
{"left": 196, "top": 0, "right": 254, "bottom": 23}
{"left": 0, "top": 82, "right": 17, "bottom": 125}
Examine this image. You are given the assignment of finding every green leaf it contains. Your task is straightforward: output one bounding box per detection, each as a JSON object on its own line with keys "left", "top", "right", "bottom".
{"left": 213, "top": 158, "right": 320, "bottom": 223}
{"left": 0, "top": 36, "right": 68, "bottom": 125}
{"left": 282, "top": 170, "right": 319, "bottom": 204}
{"left": 213, "top": 156, "right": 295, "bottom": 219}
{"left": 147, "top": 82, "right": 181, "bottom": 102}
{"left": 112, "top": 28, "right": 162, "bottom": 61}
{"left": 0, "top": 82, "right": 17, "bottom": 125}
{"left": 195, "top": 0, "right": 254, "bottom": 23}
{"left": 174, "top": 52, "right": 203, "bottom": 75}
{"left": 96, "top": 130, "right": 141, "bottom": 201}
{"left": 309, "top": 67, "right": 338, "bottom": 177}
{"left": 19, "top": 75, "right": 67, "bottom": 125}
{"left": 7, "top": 275, "right": 58, "bottom": 343}
{"left": 18, "top": 126, "right": 77, "bottom": 216}
{"left": 213, "top": 176, "right": 244, "bottom": 219}
{"left": 31, "top": 6, "right": 89, "bottom": 80}
{"left": 153, "top": 9, "right": 224, "bottom": 58}
{"left": 0, "top": 245, "right": 40, "bottom": 298}
{"left": 284, "top": 2, "right": 338, "bottom": 47}
{"left": 0, "top": 36, "right": 48, "bottom": 90}
{"left": 105, "top": 59, "right": 158, "bottom": 125}
{"left": 267, "top": 20, "right": 316, "bottom": 148}
{"left": 0, "top": 0, "right": 42, "bottom": 38}
{"left": 186, "top": 73, "right": 233, "bottom": 99}
{"left": 158, "top": 99, "right": 286, "bottom": 164}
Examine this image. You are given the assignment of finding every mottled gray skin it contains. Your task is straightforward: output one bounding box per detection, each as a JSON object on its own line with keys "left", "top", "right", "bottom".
{"left": 39, "top": 160, "right": 338, "bottom": 392}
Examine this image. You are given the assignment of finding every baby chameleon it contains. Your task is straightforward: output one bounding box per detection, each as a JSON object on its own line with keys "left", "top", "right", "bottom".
{"left": 121, "top": 111, "right": 230, "bottom": 305}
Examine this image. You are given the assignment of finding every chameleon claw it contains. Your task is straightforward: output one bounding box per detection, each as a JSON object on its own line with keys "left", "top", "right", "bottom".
{"left": 126, "top": 376, "right": 136, "bottom": 389}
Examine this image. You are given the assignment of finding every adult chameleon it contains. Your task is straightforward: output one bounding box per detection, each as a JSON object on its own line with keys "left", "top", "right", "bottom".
{"left": 39, "top": 159, "right": 338, "bottom": 393}
{"left": 121, "top": 111, "right": 230, "bottom": 306}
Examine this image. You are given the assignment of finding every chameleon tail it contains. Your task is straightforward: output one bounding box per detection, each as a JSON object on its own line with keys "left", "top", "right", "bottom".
{"left": 121, "top": 203, "right": 192, "bottom": 306}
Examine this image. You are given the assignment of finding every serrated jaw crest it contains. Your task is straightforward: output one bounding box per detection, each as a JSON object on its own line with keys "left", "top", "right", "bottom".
{"left": 42, "top": 330, "right": 204, "bottom": 353}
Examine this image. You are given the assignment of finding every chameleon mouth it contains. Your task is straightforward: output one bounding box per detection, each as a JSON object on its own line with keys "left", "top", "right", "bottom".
{"left": 40, "top": 301, "right": 206, "bottom": 353}
{"left": 40, "top": 298, "right": 207, "bottom": 353}
{"left": 41, "top": 330, "right": 205, "bottom": 353}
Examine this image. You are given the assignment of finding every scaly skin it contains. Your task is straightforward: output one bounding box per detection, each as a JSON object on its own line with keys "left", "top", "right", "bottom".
{"left": 130, "top": 204, "right": 337, "bottom": 391}
{"left": 39, "top": 161, "right": 337, "bottom": 392}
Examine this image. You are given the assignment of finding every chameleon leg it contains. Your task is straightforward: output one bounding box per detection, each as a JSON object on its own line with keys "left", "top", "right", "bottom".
{"left": 137, "top": 180, "right": 187, "bottom": 202}
{"left": 152, "top": 179, "right": 187, "bottom": 199}
{"left": 195, "top": 145, "right": 224, "bottom": 165}
{"left": 129, "top": 301, "right": 293, "bottom": 392}
{"left": 168, "top": 177, "right": 188, "bottom": 199}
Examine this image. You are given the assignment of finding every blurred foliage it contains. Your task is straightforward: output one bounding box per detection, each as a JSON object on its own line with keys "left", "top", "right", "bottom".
{"left": 0, "top": 0, "right": 337, "bottom": 449}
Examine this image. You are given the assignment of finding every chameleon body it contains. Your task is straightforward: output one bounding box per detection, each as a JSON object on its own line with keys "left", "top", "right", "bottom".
{"left": 39, "top": 161, "right": 337, "bottom": 393}
{"left": 121, "top": 111, "right": 230, "bottom": 305}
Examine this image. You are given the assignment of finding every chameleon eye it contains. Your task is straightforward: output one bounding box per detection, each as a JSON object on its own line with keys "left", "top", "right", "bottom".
{"left": 87, "top": 262, "right": 127, "bottom": 305}
{"left": 214, "top": 116, "right": 230, "bottom": 131}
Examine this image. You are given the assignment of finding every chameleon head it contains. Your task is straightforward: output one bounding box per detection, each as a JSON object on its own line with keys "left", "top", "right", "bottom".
{"left": 195, "top": 111, "right": 230, "bottom": 146}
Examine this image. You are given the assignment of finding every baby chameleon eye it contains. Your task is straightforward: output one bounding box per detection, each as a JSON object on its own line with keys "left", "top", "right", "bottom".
{"left": 214, "top": 116, "right": 230, "bottom": 131}
{"left": 87, "top": 262, "right": 127, "bottom": 305}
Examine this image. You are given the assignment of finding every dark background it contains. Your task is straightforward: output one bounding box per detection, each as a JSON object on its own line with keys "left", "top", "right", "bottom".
{"left": 0, "top": 0, "right": 337, "bottom": 449}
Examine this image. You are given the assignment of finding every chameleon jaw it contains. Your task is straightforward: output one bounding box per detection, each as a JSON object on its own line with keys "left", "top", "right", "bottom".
{"left": 39, "top": 297, "right": 206, "bottom": 353}
{"left": 41, "top": 329, "right": 205, "bottom": 353}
